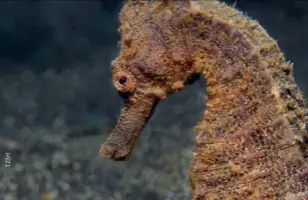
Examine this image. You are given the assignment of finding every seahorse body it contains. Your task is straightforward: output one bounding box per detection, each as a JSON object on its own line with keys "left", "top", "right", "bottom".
{"left": 99, "top": 0, "right": 308, "bottom": 199}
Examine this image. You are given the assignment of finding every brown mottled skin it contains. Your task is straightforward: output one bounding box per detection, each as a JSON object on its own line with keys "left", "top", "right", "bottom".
{"left": 99, "top": 0, "right": 308, "bottom": 199}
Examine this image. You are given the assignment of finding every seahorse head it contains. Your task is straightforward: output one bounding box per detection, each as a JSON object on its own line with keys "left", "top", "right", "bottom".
{"left": 100, "top": 0, "right": 195, "bottom": 160}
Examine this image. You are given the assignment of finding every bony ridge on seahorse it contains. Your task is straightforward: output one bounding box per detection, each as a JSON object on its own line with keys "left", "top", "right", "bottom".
{"left": 99, "top": 0, "right": 308, "bottom": 199}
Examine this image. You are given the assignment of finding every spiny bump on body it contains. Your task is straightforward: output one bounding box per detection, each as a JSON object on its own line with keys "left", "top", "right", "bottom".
{"left": 100, "top": 0, "right": 308, "bottom": 199}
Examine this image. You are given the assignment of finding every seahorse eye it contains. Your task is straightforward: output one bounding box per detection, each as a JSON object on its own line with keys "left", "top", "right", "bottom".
{"left": 119, "top": 76, "right": 127, "bottom": 84}
{"left": 113, "top": 71, "right": 136, "bottom": 93}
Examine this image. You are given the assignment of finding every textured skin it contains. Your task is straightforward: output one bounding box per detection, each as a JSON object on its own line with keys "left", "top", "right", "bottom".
{"left": 99, "top": 0, "right": 308, "bottom": 199}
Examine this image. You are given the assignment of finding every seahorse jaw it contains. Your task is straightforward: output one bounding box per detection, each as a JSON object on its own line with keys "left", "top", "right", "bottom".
{"left": 99, "top": 96, "right": 158, "bottom": 161}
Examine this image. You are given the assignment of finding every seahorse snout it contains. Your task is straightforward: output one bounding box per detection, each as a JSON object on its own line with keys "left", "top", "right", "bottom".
{"left": 100, "top": 143, "right": 131, "bottom": 161}
{"left": 99, "top": 96, "right": 157, "bottom": 161}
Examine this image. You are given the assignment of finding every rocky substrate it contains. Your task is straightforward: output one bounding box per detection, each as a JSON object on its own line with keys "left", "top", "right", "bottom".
{"left": 0, "top": 50, "right": 205, "bottom": 199}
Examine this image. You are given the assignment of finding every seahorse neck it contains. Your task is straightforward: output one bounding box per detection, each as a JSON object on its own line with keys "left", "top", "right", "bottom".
{"left": 178, "top": 1, "right": 308, "bottom": 198}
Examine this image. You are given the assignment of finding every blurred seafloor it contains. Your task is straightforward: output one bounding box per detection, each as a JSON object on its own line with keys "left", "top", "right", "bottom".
{"left": 0, "top": 1, "right": 307, "bottom": 200}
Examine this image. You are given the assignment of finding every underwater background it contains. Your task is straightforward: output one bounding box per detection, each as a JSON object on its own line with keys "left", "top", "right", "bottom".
{"left": 0, "top": 0, "right": 307, "bottom": 200}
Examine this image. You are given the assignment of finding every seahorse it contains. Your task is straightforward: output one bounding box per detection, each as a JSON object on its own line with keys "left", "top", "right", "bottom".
{"left": 99, "top": 0, "right": 308, "bottom": 199}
